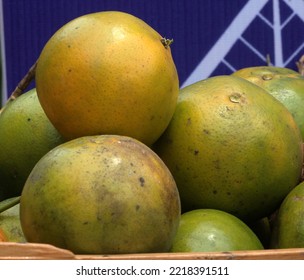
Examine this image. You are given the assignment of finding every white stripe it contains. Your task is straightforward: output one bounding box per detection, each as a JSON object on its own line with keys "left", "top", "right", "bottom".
{"left": 181, "top": 0, "right": 269, "bottom": 88}
{"left": 273, "top": 0, "right": 283, "bottom": 66}
{"left": 284, "top": 0, "right": 304, "bottom": 22}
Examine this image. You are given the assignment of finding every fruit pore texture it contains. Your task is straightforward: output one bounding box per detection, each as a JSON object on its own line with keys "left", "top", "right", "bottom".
{"left": 35, "top": 11, "right": 179, "bottom": 146}
{"left": 20, "top": 135, "right": 181, "bottom": 254}
{"left": 154, "top": 75, "right": 303, "bottom": 222}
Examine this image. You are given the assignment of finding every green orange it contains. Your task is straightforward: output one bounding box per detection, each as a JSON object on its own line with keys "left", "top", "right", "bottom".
{"left": 270, "top": 181, "right": 304, "bottom": 249}
{"left": 20, "top": 135, "right": 181, "bottom": 254}
{"left": 170, "top": 209, "right": 263, "bottom": 252}
{"left": 232, "top": 66, "right": 304, "bottom": 138}
{"left": 0, "top": 89, "right": 65, "bottom": 200}
{"left": 154, "top": 75, "right": 303, "bottom": 221}
{"left": 0, "top": 198, "right": 25, "bottom": 243}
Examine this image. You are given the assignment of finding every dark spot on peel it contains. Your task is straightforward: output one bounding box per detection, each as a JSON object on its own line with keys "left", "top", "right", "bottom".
{"left": 139, "top": 177, "right": 145, "bottom": 187}
{"left": 194, "top": 150, "right": 199, "bottom": 155}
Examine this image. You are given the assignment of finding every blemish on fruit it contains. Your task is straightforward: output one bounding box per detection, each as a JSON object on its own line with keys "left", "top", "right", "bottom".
{"left": 135, "top": 205, "right": 140, "bottom": 211}
{"left": 203, "top": 129, "right": 210, "bottom": 134}
{"left": 262, "top": 74, "right": 273, "bottom": 81}
{"left": 27, "top": 118, "right": 31, "bottom": 122}
{"left": 187, "top": 118, "right": 191, "bottom": 125}
{"left": 229, "top": 93, "right": 241, "bottom": 103}
{"left": 194, "top": 150, "right": 199, "bottom": 155}
{"left": 229, "top": 92, "right": 247, "bottom": 104}
{"left": 139, "top": 177, "right": 145, "bottom": 187}
{"left": 213, "top": 190, "right": 218, "bottom": 194}
{"left": 293, "top": 195, "right": 304, "bottom": 201}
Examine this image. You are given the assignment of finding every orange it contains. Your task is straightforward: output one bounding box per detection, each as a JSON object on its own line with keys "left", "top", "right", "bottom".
{"left": 270, "top": 181, "right": 304, "bottom": 248}
{"left": 0, "top": 198, "right": 25, "bottom": 243}
{"left": 232, "top": 66, "right": 304, "bottom": 138}
{"left": 20, "top": 134, "right": 181, "bottom": 254}
{"left": 35, "top": 11, "right": 179, "bottom": 146}
{"left": 153, "top": 75, "right": 303, "bottom": 222}
{"left": 0, "top": 89, "right": 65, "bottom": 200}
{"left": 170, "top": 209, "right": 263, "bottom": 252}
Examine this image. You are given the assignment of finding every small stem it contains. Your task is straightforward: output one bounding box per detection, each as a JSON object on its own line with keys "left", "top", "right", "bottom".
{"left": 0, "top": 196, "right": 20, "bottom": 214}
{"left": 161, "top": 37, "right": 174, "bottom": 49}
{"left": 7, "top": 59, "right": 38, "bottom": 103}
{"left": 296, "top": 55, "right": 304, "bottom": 76}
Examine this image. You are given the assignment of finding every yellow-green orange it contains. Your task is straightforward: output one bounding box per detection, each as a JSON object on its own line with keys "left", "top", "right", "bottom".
{"left": 232, "top": 66, "right": 304, "bottom": 139}
{"left": 170, "top": 209, "right": 263, "bottom": 252}
{"left": 154, "top": 75, "right": 303, "bottom": 222}
{"left": 0, "top": 89, "right": 65, "bottom": 200}
{"left": 36, "top": 11, "right": 179, "bottom": 146}
{"left": 20, "top": 135, "right": 181, "bottom": 254}
{"left": 270, "top": 181, "right": 304, "bottom": 249}
{"left": 0, "top": 202, "right": 25, "bottom": 243}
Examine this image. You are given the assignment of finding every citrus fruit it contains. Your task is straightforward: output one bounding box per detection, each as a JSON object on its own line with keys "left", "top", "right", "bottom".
{"left": 232, "top": 66, "right": 304, "bottom": 138}
{"left": 35, "top": 11, "right": 179, "bottom": 146}
{"left": 20, "top": 134, "right": 181, "bottom": 254}
{"left": 170, "top": 209, "right": 263, "bottom": 252}
{"left": 0, "top": 88, "right": 65, "bottom": 200}
{"left": 0, "top": 198, "right": 25, "bottom": 243}
{"left": 153, "top": 75, "right": 303, "bottom": 222}
{"left": 270, "top": 181, "right": 304, "bottom": 249}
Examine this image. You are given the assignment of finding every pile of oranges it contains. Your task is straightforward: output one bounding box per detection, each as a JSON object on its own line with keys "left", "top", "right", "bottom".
{"left": 0, "top": 11, "right": 304, "bottom": 254}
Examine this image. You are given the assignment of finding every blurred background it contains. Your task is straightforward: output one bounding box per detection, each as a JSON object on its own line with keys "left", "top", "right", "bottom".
{"left": 1, "top": 0, "right": 304, "bottom": 105}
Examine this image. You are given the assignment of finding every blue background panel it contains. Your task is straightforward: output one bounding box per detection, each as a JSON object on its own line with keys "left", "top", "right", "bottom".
{"left": 1, "top": 0, "right": 304, "bottom": 100}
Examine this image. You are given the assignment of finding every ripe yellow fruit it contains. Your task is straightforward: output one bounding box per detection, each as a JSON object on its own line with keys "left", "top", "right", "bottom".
{"left": 170, "top": 209, "right": 263, "bottom": 252}
{"left": 154, "top": 75, "right": 303, "bottom": 222}
{"left": 232, "top": 66, "right": 304, "bottom": 138}
{"left": 36, "top": 11, "right": 179, "bottom": 146}
{"left": 0, "top": 89, "right": 65, "bottom": 200}
{"left": 20, "top": 135, "right": 181, "bottom": 254}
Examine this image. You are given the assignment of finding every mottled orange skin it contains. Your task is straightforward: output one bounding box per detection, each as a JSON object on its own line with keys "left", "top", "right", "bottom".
{"left": 154, "top": 75, "right": 303, "bottom": 222}
{"left": 232, "top": 66, "right": 304, "bottom": 138}
{"left": 0, "top": 204, "right": 25, "bottom": 243}
{"left": 20, "top": 135, "right": 180, "bottom": 254}
{"left": 36, "top": 11, "right": 179, "bottom": 146}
